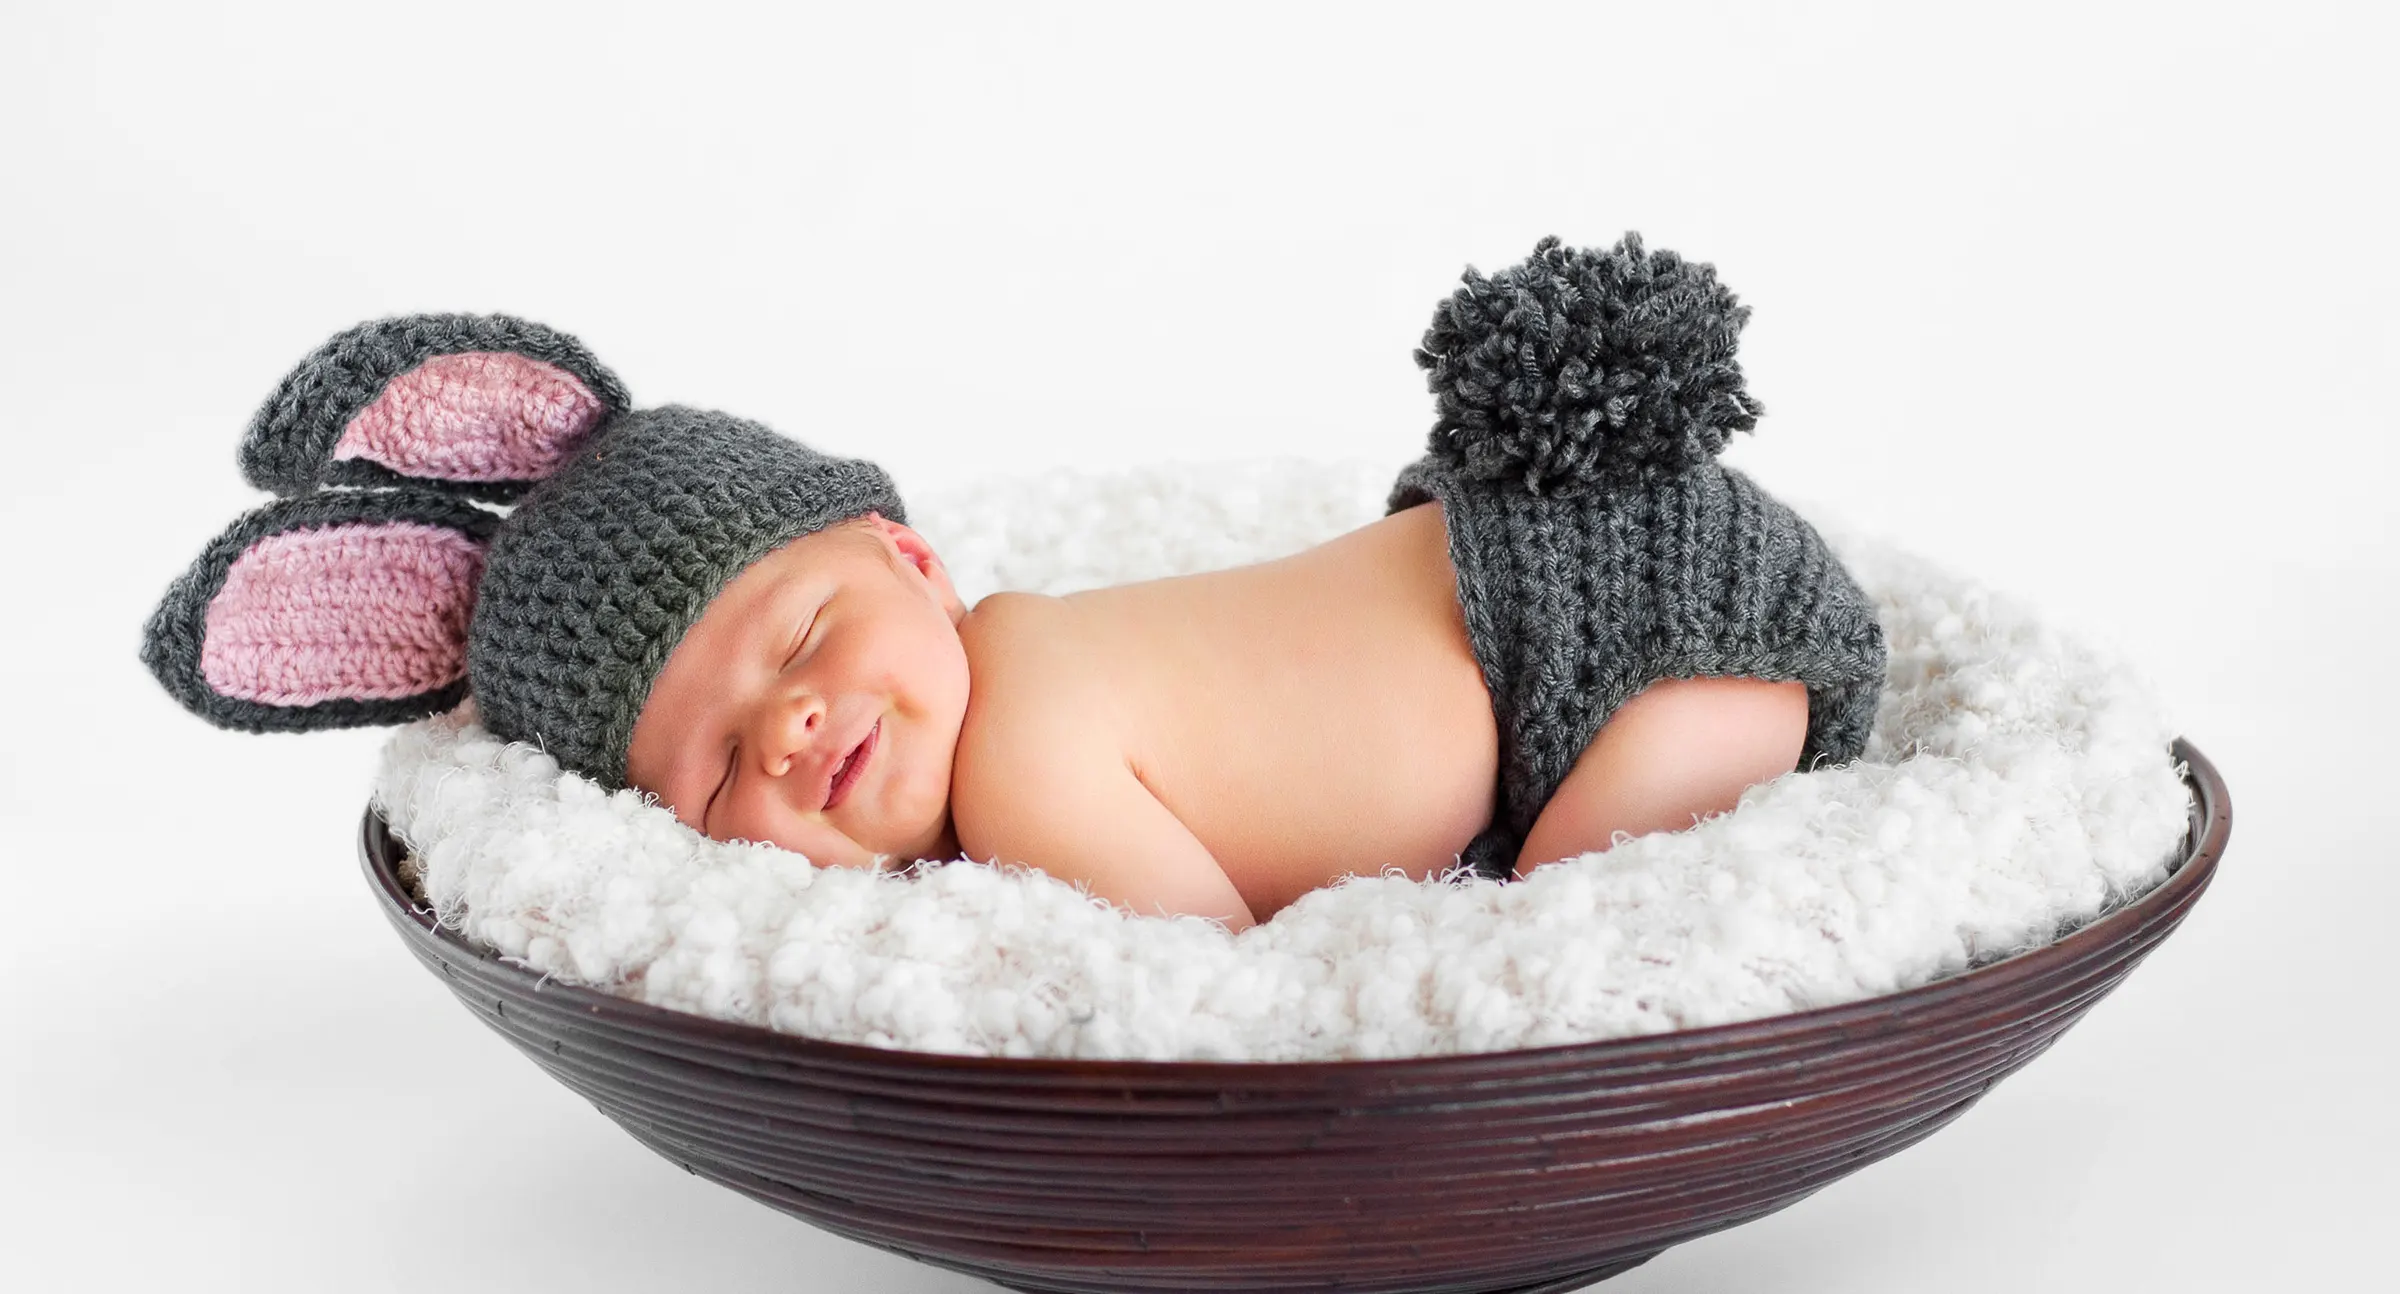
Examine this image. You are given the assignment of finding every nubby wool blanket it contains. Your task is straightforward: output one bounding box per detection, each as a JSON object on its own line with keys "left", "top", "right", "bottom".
{"left": 372, "top": 457, "right": 2192, "bottom": 1062}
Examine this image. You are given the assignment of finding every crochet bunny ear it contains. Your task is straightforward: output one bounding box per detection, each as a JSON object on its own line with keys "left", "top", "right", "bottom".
{"left": 141, "top": 488, "right": 502, "bottom": 733}
{"left": 239, "top": 313, "right": 631, "bottom": 503}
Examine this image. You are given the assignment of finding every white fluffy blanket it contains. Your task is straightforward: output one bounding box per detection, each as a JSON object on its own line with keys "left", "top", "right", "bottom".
{"left": 373, "top": 458, "right": 2194, "bottom": 1062}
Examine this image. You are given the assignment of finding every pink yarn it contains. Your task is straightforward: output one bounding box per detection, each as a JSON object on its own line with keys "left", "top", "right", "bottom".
{"left": 199, "top": 522, "right": 486, "bottom": 706}
{"left": 331, "top": 351, "right": 607, "bottom": 481}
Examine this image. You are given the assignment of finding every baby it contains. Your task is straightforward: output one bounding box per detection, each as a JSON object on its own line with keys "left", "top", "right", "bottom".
{"left": 142, "top": 234, "right": 1887, "bottom": 935}
{"left": 622, "top": 504, "right": 1814, "bottom": 932}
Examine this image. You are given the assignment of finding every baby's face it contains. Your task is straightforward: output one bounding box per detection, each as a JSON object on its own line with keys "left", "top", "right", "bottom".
{"left": 624, "top": 511, "right": 970, "bottom": 871}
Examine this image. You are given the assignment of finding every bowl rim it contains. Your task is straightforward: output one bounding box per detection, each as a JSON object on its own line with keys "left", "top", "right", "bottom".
{"left": 362, "top": 736, "right": 2227, "bottom": 1078}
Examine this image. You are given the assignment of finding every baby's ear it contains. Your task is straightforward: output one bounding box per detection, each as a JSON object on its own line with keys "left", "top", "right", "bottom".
{"left": 141, "top": 488, "right": 501, "bottom": 733}
{"left": 238, "top": 313, "right": 631, "bottom": 503}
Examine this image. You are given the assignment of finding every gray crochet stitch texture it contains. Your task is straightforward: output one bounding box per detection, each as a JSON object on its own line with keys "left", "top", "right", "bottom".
{"left": 239, "top": 312, "right": 631, "bottom": 504}
{"left": 151, "top": 240, "right": 1881, "bottom": 887}
{"left": 141, "top": 307, "right": 905, "bottom": 794}
{"left": 1387, "top": 234, "right": 1889, "bottom": 881}
{"left": 466, "top": 405, "right": 904, "bottom": 791}
{"left": 139, "top": 486, "right": 503, "bottom": 733}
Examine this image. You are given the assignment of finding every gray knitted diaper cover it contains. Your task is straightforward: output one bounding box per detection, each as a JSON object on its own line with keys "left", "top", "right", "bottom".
{"left": 1386, "top": 453, "right": 1890, "bottom": 882}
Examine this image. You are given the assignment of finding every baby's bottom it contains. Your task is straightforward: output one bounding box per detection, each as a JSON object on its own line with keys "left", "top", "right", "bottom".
{"left": 1393, "top": 459, "right": 1886, "bottom": 883}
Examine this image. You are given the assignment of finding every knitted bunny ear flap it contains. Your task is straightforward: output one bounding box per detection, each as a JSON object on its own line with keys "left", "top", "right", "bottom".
{"left": 238, "top": 313, "right": 631, "bottom": 503}
{"left": 141, "top": 488, "right": 501, "bottom": 733}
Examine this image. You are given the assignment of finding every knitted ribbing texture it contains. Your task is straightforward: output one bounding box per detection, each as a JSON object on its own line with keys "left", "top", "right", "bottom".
{"left": 1388, "top": 442, "right": 1888, "bottom": 882}
{"left": 1386, "top": 231, "right": 1890, "bottom": 880}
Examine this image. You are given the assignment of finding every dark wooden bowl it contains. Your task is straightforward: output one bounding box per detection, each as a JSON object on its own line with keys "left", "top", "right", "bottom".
{"left": 361, "top": 737, "right": 2228, "bottom": 1294}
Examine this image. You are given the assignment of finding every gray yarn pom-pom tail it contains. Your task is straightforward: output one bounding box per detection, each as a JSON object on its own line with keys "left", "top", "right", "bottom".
{"left": 1415, "top": 232, "right": 1763, "bottom": 495}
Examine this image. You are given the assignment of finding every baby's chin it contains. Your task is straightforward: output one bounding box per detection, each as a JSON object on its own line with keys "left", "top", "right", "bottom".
{"left": 874, "top": 805, "right": 958, "bottom": 869}
{"left": 771, "top": 805, "right": 954, "bottom": 872}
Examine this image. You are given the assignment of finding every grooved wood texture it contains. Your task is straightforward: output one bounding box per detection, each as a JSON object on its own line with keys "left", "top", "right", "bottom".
{"left": 361, "top": 737, "right": 2227, "bottom": 1293}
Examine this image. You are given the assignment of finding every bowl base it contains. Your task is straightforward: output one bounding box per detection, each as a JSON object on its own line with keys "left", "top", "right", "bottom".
{"left": 1488, "top": 1250, "right": 1660, "bottom": 1292}
{"left": 987, "top": 1249, "right": 1660, "bottom": 1294}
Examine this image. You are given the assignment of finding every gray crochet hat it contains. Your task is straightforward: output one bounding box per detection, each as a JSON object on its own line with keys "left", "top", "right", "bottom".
{"left": 1387, "top": 233, "right": 1889, "bottom": 880}
{"left": 141, "top": 313, "right": 903, "bottom": 790}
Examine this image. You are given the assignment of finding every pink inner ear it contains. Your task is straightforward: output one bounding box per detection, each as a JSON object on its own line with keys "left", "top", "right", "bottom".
{"left": 330, "top": 351, "right": 607, "bottom": 482}
{"left": 200, "top": 522, "right": 486, "bottom": 707}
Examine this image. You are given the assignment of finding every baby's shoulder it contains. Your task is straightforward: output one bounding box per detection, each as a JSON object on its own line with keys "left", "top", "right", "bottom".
{"left": 949, "top": 592, "right": 1248, "bottom": 926}
{"left": 956, "top": 592, "right": 1099, "bottom": 717}
{"left": 951, "top": 591, "right": 1143, "bottom": 844}
{"left": 956, "top": 590, "right": 1065, "bottom": 673}
{"left": 953, "top": 590, "right": 1130, "bottom": 774}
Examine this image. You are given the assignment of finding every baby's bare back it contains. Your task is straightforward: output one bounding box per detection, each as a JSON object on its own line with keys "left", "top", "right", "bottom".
{"left": 956, "top": 502, "right": 1498, "bottom": 925}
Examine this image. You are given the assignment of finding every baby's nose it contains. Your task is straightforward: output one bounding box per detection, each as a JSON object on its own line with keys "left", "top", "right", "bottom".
{"left": 760, "top": 693, "right": 830, "bottom": 776}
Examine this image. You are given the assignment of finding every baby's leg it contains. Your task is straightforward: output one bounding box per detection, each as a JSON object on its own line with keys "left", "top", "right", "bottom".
{"left": 1512, "top": 675, "right": 1808, "bottom": 880}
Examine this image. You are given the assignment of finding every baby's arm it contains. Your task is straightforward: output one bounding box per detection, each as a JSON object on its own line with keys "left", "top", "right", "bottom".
{"left": 953, "top": 596, "right": 1257, "bottom": 933}
{"left": 955, "top": 737, "right": 1257, "bottom": 934}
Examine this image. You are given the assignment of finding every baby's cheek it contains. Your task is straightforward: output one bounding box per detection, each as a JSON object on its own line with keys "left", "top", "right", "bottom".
{"left": 938, "top": 644, "right": 974, "bottom": 728}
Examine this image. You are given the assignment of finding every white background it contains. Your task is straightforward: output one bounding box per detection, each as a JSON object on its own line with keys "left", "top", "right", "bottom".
{"left": 4, "top": 1, "right": 2392, "bottom": 1290}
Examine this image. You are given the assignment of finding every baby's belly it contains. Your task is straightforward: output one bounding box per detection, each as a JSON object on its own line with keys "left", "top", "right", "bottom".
{"left": 1064, "top": 503, "right": 1499, "bottom": 921}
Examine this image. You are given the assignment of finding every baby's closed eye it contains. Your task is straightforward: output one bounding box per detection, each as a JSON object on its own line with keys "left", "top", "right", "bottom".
{"left": 783, "top": 599, "right": 825, "bottom": 668}
{"left": 705, "top": 748, "right": 735, "bottom": 835}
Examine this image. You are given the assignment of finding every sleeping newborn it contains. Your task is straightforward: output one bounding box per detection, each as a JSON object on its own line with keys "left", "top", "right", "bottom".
{"left": 142, "top": 233, "right": 1885, "bottom": 937}
{"left": 622, "top": 502, "right": 1813, "bottom": 933}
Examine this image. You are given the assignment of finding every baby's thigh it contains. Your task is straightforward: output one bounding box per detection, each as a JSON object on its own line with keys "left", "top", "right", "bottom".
{"left": 1513, "top": 676, "right": 1808, "bottom": 879}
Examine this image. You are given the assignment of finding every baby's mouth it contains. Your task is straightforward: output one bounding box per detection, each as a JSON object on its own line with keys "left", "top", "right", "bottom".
{"left": 823, "top": 718, "right": 880, "bottom": 812}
